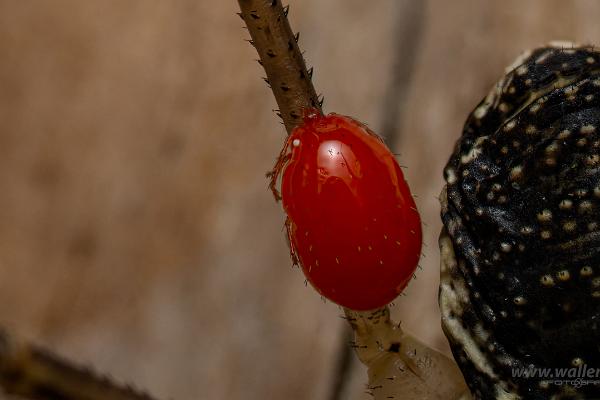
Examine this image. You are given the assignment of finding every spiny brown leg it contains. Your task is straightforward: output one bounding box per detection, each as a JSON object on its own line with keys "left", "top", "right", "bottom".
{"left": 266, "top": 137, "right": 292, "bottom": 201}
{"left": 351, "top": 118, "right": 387, "bottom": 144}
{"left": 284, "top": 216, "right": 300, "bottom": 266}
{"left": 0, "top": 329, "right": 160, "bottom": 400}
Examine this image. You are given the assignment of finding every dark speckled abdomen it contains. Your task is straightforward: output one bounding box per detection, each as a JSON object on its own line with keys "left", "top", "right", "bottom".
{"left": 440, "top": 43, "right": 600, "bottom": 399}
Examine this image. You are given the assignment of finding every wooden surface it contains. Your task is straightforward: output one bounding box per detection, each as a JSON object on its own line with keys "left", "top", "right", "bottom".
{"left": 1, "top": 1, "right": 600, "bottom": 399}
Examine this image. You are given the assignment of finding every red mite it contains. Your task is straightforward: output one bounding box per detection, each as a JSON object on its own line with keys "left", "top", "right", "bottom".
{"left": 270, "top": 111, "right": 422, "bottom": 311}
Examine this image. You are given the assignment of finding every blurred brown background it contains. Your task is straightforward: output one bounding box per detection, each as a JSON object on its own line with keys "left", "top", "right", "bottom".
{"left": 1, "top": 1, "right": 600, "bottom": 399}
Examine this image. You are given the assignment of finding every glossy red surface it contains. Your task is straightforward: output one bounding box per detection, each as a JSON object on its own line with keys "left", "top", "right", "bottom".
{"left": 278, "top": 112, "right": 422, "bottom": 310}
